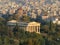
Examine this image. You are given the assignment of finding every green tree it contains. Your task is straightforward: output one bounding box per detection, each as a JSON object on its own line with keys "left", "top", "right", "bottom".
{"left": 20, "top": 15, "right": 30, "bottom": 22}
{"left": 27, "top": 39, "right": 33, "bottom": 45}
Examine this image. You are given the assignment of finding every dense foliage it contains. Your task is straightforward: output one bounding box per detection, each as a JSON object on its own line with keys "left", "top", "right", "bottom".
{"left": 0, "top": 25, "right": 45, "bottom": 45}
{"left": 0, "top": 17, "right": 60, "bottom": 45}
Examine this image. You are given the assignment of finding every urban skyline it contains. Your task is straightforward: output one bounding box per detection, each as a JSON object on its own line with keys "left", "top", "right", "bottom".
{"left": 0, "top": 0, "right": 60, "bottom": 45}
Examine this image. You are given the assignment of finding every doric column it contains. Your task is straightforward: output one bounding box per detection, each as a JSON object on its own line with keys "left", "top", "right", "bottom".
{"left": 31, "top": 26, "right": 32, "bottom": 32}
{"left": 34, "top": 26, "right": 36, "bottom": 32}
{"left": 30, "top": 26, "right": 31, "bottom": 32}
{"left": 33, "top": 26, "right": 34, "bottom": 32}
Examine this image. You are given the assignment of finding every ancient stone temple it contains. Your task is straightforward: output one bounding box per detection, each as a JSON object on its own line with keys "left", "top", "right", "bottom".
{"left": 26, "top": 22, "right": 40, "bottom": 34}
{"left": 7, "top": 20, "right": 41, "bottom": 34}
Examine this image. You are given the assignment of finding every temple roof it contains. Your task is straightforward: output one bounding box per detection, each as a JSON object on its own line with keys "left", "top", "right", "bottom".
{"left": 27, "top": 22, "right": 40, "bottom": 26}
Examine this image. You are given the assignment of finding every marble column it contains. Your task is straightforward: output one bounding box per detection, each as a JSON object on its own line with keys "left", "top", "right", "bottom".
{"left": 31, "top": 26, "right": 32, "bottom": 32}
{"left": 30, "top": 26, "right": 31, "bottom": 32}
{"left": 34, "top": 26, "right": 36, "bottom": 32}
{"left": 33, "top": 26, "right": 34, "bottom": 32}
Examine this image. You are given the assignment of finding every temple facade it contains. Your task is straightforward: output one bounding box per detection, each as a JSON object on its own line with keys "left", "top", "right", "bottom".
{"left": 26, "top": 22, "right": 40, "bottom": 34}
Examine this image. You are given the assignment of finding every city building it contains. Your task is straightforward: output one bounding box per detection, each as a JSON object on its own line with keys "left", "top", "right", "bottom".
{"left": 42, "top": 14, "right": 49, "bottom": 20}
{"left": 31, "top": 12, "right": 37, "bottom": 19}
{"left": 53, "top": 18, "right": 60, "bottom": 25}
{"left": 17, "top": 7, "right": 23, "bottom": 16}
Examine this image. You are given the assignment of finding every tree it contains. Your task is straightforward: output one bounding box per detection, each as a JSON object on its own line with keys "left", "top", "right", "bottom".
{"left": 27, "top": 39, "right": 33, "bottom": 45}
{"left": 13, "top": 23, "right": 19, "bottom": 38}
{"left": 20, "top": 15, "right": 31, "bottom": 22}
